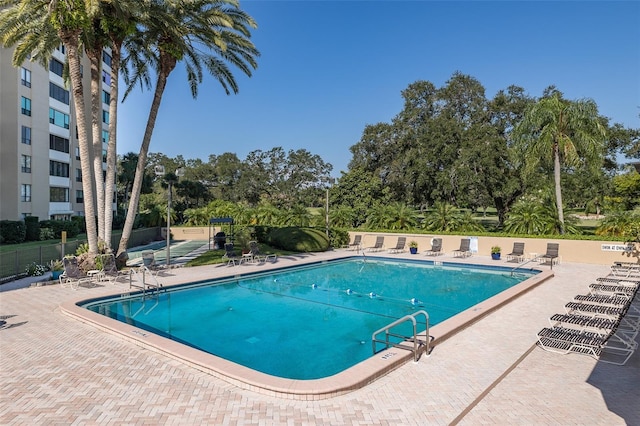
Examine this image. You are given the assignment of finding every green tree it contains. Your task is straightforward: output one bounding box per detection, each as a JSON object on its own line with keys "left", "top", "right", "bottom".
{"left": 514, "top": 91, "right": 607, "bottom": 234}
{"left": 422, "top": 201, "right": 463, "bottom": 232}
{"left": 117, "top": 0, "right": 259, "bottom": 257}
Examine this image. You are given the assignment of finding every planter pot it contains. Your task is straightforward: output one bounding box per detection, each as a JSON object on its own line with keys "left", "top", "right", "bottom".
{"left": 51, "top": 270, "right": 63, "bottom": 280}
{"left": 491, "top": 253, "right": 501, "bottom": 260}
{"left": 409, "top": 247, "right": 418, "bottom": 254}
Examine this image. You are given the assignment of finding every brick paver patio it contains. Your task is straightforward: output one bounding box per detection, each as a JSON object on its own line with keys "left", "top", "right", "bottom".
{"left": 1, "top": 252, "right": 638, "bottom": 425}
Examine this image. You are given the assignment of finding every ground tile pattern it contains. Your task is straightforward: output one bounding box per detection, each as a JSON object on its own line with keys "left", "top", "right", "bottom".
{"left": 1, "top": 252, "right": 638, "bottom": 425}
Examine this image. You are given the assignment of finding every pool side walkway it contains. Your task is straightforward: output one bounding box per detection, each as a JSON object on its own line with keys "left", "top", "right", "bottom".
{"left": 1, "top": 250, "right": 638, "bottom": 424}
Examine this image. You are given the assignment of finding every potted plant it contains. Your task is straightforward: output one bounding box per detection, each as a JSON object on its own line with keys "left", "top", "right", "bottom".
{"left": 409, "top": 241, "right": 419, "bottom": 254}
{"left": 48, "top": 259, "right": 64, "bottom": 280}
{"left": 490, "top": 246, "right": 501, "bottom": 260}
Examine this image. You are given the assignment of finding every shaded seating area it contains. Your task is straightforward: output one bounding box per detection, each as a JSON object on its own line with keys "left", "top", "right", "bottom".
{"left": 366, "top": 236, "right": 385, "bottom": 252}
{"left": 423, "top": 238, "right": 443, "bottom": 256}
{"left": 536, "top": 262, "right": 640, "bottom": 365}
{"left": 452, "top": 238, "right": 471, "bottom": 258}
{"left": 387, "top": 237, "right": 406, "bottom": 254}
{"left": 506, "top": 242, "right": 525, "bottom": 263}
{"left": 344, "top": 234, "right": 362, "bottom": 251}
{"left": 59, "top": 257, "right": 94, "bottom": 290}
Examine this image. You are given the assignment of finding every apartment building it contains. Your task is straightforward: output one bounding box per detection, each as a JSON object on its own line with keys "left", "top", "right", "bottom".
{"left": 0, "top": 45, "right": 113, "bottom": 222}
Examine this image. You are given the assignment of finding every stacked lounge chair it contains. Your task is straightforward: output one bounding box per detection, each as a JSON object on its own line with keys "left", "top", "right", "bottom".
{"left": 536, "top": 262, "right": 640, "bottom": 365}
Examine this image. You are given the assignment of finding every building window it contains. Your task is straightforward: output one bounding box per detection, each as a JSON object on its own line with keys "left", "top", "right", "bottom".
{"left": 75, "top": 147, "right": 80, "bottom": 160}
{"left": 49, "top": 160, "right": 70, "bottom": 178}
{"left": 21, "top": 155, "right": 31, "bottom": 173}
{"left": 102, "top": 130, "right": 109, "bottom": 144}
{"left": 102, "top": 90, "right": 110, "bottom": 105}
{"left": 76, "top": 190, "right": 84, "bottom": 204}
{"left": 21, "top": 68, "right": 31, "bottom": 87}
{"left": 21, "top": 97, "right": 31, "bottom": 116}
{"left": 21, "top": 184, "right": 31, "bottom": 202}
{"left": 102, "top": 110, "right": 109, "bottom": 125}
{"left": 21, "top": 126, "right": 31, "bottom": 145}
{"left": 55, "top": 44, "right": 65, "bottom": 54}
{"left": 102, "top": 51, "right": 112, "bottom": 67}
{"left": 49, "top": 108, "right": 70, "bottom": 129}
{"left": 102, "top": 149, "right": 107, "bottom": 163}
{"left": 102, "top": 70, "right": 111, "bottom": 85}
{"left": 49, "top": 58, "right": 64, "bottom": 77}
{"left": 49, "top": 82, "right": 70, "bottom": 105}
{"left": 49, "top": 134, "right": 70, "bottom": 153}
{"left": 76, "top": 168, "right": 82, "bottom": 182}
{"left": 50, "top": 187, "right": 69, "bottom": 202}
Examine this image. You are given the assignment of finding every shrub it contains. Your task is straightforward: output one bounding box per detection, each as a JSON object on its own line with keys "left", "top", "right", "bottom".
{"left": 24, "top": 216, "right": 40, "bottom": 241}
{"left": 267, "top": 227, "right": 329, "bottom": 252}
{"left": 38, "top": 219, "right": 80, "bottom": 239}
{"left": 39, "top": 228, "right": 55, "bottom": 241}
{"left": 329, "top": 228, "right": 350, "bottom": 248}
{"left": 0, "top": 220, "right": 26, "bottom": 244}
{"left": 25, "top": 262, "right": 46, "bottom": 276}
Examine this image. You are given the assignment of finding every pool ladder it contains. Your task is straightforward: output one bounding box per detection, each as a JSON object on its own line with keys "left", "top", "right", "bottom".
{"left": 128, "top": 266, "right": 163, "bottom": 296}
{"left": 372, "top": 310, "right": 430, "bottom": 362}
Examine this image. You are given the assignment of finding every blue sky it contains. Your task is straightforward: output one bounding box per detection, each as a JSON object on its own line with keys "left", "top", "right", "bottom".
{"left": 116, "top": 1, "right": 640, "bottom": 177}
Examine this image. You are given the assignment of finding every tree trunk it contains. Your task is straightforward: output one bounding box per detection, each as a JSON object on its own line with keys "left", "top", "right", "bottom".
{"left": 553, "top": 142, "right": 565, "bottom": 234}
{"left": 62, "top": 32, "right": 99, "bottom": 253}
{"left": 118, "top": 55, "right": 176, "bottom": 256}
{"left": 88, "top": 48, "right": 106, "bottom": 244}
{"left": 104, "top": 43, "right": 121, "bottom": 249}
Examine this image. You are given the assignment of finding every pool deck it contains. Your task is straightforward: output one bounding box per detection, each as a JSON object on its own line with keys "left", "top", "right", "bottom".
{"left": 1, "top": 250, "right": 639, "bottom": 424}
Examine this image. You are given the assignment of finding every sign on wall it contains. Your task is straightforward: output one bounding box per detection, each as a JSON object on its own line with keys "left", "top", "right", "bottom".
{"left": 601, "top": 243, "right": 634, "bottom": 252}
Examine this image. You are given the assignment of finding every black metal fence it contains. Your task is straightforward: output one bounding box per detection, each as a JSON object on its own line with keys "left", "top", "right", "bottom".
{"left": 0, "top": 227, "right": 159, "bottom": 282}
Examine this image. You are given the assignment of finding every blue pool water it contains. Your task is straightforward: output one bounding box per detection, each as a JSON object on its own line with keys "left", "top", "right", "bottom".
{"left": 85, "top": 258, "right": 537, "bottom": 380}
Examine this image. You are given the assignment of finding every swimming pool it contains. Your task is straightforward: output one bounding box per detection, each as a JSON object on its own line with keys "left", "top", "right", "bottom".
{"left": 82, "top": 257, "right": 539, "bottom": 380}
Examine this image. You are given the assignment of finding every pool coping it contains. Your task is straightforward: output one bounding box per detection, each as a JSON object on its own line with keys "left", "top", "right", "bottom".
{"left": 60, "top": 257, "right": 554, "bottom": 400}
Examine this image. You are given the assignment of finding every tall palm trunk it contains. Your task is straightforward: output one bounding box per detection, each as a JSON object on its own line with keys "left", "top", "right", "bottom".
{"left": 62, "top": 32, "right": 99, "bottom": 253}
{"left": 104, "top": 43, "right": 122, "bottom": 249}
{"left": 117, "top": 53, "right": 177, "bottom": 256}
{"left": 553, "top": 141, "right": 565, "bottom": 234}
{"left": 88, "top": 47, "right": 106, "bottom": 243}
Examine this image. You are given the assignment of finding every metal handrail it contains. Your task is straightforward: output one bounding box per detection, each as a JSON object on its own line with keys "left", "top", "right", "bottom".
{"left": 372, "top": 310, "right": 429, "bottom": 362}
{"left": 128, "top": 266, "right": 162, "bottom": 296}
{"left": 510, "top": 256, "right": 539, "bottom": 276}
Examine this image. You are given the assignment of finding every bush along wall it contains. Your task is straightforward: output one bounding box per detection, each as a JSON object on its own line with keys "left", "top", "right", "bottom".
{"left": 267, "top": 227, "right": 330, "bottom": 252}
{"left": 0, "top": 220, "right": 27, "bottom": 244}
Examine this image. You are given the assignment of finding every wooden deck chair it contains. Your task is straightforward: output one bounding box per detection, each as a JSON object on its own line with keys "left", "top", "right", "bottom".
{"left": 452, "top": 238, "right": 471, "bottom": 258}
{"left": 424, "top": 238, "right": 443, "bottom": 256}
{"left": 387, "top": 237, "right": 406, "bottom": 253}
{"left": 506, "top": 242, "right": 525, "bottom": 262}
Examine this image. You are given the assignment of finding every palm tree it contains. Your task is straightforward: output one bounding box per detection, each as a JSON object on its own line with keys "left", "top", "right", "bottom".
{"left": 514, "top": 92, "right": 606, "bottom": 234}
{"left": 116, "top": 0, "right": 259, "bottom": 257}
{"left": 423, "top": 202, "right": 462, "bottom": 232}
{"left": 0, "top": 0, "right": 101, "bottom": 253}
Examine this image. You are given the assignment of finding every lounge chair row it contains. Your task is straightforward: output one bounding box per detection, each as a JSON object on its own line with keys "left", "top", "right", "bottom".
{"left": 223, "top": 241, "right": 276, "bottom": 266}
{"left": 342, "top": 235, "right": 560, "bottom": 263}
{"left": 60, "top": 253, "right": 129, "bottom": 290}
{"left": 536, "top": 266, "right": 640, "bottom": 365}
